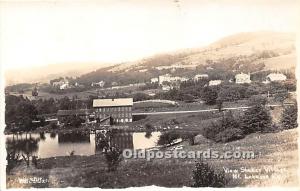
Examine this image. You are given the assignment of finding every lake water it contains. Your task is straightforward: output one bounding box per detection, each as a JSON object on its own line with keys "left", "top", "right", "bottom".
{"left": 5, "top": 131, "right": 161, "bottom": 158}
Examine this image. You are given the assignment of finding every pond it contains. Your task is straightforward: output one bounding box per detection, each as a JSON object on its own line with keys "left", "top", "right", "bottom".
{"left": 5, "top": 131, "right": 161, "bottom": 158}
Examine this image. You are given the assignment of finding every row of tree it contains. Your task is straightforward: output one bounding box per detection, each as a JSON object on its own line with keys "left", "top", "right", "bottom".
{"left": 202, "top": 96, "right": 298, "bottom": 143}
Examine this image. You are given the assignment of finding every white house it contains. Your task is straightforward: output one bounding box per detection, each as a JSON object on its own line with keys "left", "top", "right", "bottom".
{"left": 194, "top": 74, "right": 209, "bottom": 81}
{"left": 59, "top": 82, "right": 70, "bottom": 90}
{"left": 158, "top": 74, "right": 188, "bottom": 85}
{"left": 151, "top": 77, "right": 159, "bottom": 83}
{"left": 91, "top": 81, "right": 105, "bottom": 87}
{"left": 266, "top": 73, "right": 287, "bottom": 82}
{"left": 208, "top": 80, "right": 222, "bottom": 86}
{"left": 235, "top": 73, "right": 251, "bottom": 84}
{"left": 52, "top": 79, "right": 70, "bottom": 90}
{"left": 162, "top": 85, "right": 172, "bottom": 91}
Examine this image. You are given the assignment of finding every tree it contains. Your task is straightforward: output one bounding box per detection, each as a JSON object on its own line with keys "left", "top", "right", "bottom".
{"left": 218, "top": 85, "right": 245, "bottom": 102}
{"left": 59, "top": 96, "right": 71, "bottom": 110}
{"left": 242, "top": 104, "right": 272, "bottom": 134}
{"left": 104, "top": 147, "right": 122, "bottom": 171}
{"left": 249, "top": 95, "right": 267, "bottom": 106}
{"left": 201, "top": 87, "right": 218, "bottom": 105}
{"left": 216, "top": 98, "right": 223, "bottom": 112}
{"left": 192, "top": 161, "right": 227, "bottom": 187}
{"left": 157, "top": 131, "right": 180, "bottom": 145}
{"left": 14, "top": 100, "right": 38, "bottom": 131}
{"left": 133, "top": 93, "right": 150, "bottom": 102}
{"left": 64, "top": 115, "right": 85, "bottom": 128}
{"left": 281, "top": 104, "right": 298, "bottom": 129}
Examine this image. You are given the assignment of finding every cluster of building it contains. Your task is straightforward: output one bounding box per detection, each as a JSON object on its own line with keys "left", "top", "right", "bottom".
{"left": 91, "top": 81, "right": 105, "bottom": 88}
{"left": 52, "top": 79, "right": 71, "bottom": 90}
{"left": 52, "top": 78, "right": 82, "bottom": 90}
{"left": 53, "top": 72, "right": 288, "bottom": 126}
{"left": 155, "top": 64, "right": 198, "bottom": 71}
{"left": 150, "top": 72, "right": 288, "bottom": 90}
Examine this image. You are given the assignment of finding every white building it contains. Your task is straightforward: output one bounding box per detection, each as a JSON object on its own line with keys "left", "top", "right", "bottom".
{"left": 194, "top": 74, "right": 209, "bottom": 81}
{"left": 208, "top": 80, "right": 222, "bottom": 86}
{"left": 151, "top": 77, "right": 159, "bottom": 83}
{"left": 162, "top": 85, "right": 172, "bottom": 91}
{"left": 91, "top": 81, "right": 105, "bottom": 87}
{"left": 266, "top": 73, "right": 287, "bottom": 82}
{"left": 52, "top": 79, "right": 70, "bottom": 90}
{"left": 158, "top": 74, "right": 188, "bottom": 85}
{"left": 59, "top": 82, "right": 70, "bottom": 90}
{"left": 155, "top": 64, "right": 197, "bottom": 71}
{"left": 235, "top": 73, "right": 251, "bottom": 84}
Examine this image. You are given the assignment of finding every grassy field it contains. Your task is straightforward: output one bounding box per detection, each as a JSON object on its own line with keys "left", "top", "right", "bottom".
{"left": 6, "top": 128, "right": 298, "bottom": 188}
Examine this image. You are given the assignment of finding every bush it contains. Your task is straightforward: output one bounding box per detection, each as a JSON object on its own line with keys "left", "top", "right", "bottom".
{"left": 242, "top": 105, "right": 272, "bottom": 134}
{"left": 214, "top": 128, "right": 245, "bottom": 143}
{"left": 201, "top": 87, "right": 218, "bottom": 105}
{"left": 157, "top": 131, "right": 181, "bottom": 145}
{"left": 281, "top": 104, "right": 298, "bottom": 130}
{"left": 202, "top": 112, "right": 244, "bottom": 143}
{"left": 201, "top": 121, "right": 223, "bottom": 141}
{"left": 104, "top": 147, "right": 122, "bottom": 171}
{"left": 192, "top": 161, "right": 227, "bottom": 187}
{"left": 50, "top": 122, "right": 58, "bottom": 129}
{"left": 6, "top": 152, "right": 22, "bottom": 174}
{"left": 249, "top": 95, "right": 267, "bottom": 106}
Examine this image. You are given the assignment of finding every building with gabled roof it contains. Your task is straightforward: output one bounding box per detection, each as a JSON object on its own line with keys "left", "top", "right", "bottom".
{"left": 266, "top": 73, "right": 287, "bottom": 82}
{"left": 93, "top": 98, "right": 133, "bottom": 123}
{"left": 235, "top": 73, "right": 251, "bottom": 84}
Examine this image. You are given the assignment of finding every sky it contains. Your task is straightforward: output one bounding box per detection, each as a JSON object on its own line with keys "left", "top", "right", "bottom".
{"left": 0, "top": 0, "right": 299, "bottom": 70}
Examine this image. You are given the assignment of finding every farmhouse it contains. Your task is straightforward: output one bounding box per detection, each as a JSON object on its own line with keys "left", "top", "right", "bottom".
{"left": 158, "top": 74, "right": 188, "bottom": 85}
{"left": 151, "top": 77, "right": 159, "bottom": 83}
{"left": 235, "top": 73, "right": 251, "bottom": 84}
{"left": 266, "top": 73, "right": 287, "bottom": 82}
{"left": 52, "top": 79, "right": 70, "bottom": 90}
{"left": 194, "top": 74, "right": 208, "bottom": 81}
{"left": 93, "top": 98, "right": 133, "bottom": 123}
{"left": 208, "top": 80, "right": 222, "bottom": 86}
{"left": 91, "top": 81, "right": 105, "bottom": 87}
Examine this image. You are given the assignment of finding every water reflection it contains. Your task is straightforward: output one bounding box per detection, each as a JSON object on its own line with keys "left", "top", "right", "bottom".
{"left": 109, "top": 132, "right": 133, "bottom": 150}
{"left": 6, "top": 134, "right": 40, "bottom": 155}
{"left": 58, "top": 132, "right": 90, "bottom": 143}
{"left": 5, "top": 131, "right": 161, "bottom": 158}
{"left": 39, "top": 132, "right": 46, "bottom": 141}
{"left": 6, "top": 133, "right": 40, "bottom": 166}
{"left": 50, "top": 132, "right": 56, "bottom": 139}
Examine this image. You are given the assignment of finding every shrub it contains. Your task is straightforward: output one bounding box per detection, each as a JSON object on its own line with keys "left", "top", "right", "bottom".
{"left": 249, "top": 95, "right": 267, "bottom": 106}
{"left": 214, "top": 128, "right": 245, "bottom": 143}
{"left": 202, "top": 112, "right": 244, "bottom": 143}
{"left": 242, "top": 104, "right": 272, "bottom": 134}
{"left": 157, "top": 131, "right": 181, "bottom": 145}
{"left": 192, "top": 161, "right": 227, "bottom": 187}
{"left": 104, "top": 147, "right": 122, "bottom": 171}
{"left": 201, "top": 87, "right": 218, "bottom": 105}
{"left": 6, "top": 152, "right": 22, "bottom": 174}
{"left": 281, "top": 104, "right": 298, "bottom": 130}
{"left": 201, "top": 121, "right": 223, "bottom": 141}
{"left": 50, "top": 122, "right": 58, "bottom": 129}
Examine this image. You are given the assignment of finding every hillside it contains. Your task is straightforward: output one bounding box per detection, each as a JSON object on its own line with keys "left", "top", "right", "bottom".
{"left": 76, "top": 31, "right": 296, "bottom": 85}
{"left": 5, "top": 62, "right": 112, "bottom": 86}
{"left": 5, "top": 31, "right": 296, "bottom": 86}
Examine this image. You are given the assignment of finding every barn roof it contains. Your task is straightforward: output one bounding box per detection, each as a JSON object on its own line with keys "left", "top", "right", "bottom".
{"left": 93, "top": 98, "right": 133, "bottom": 107}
